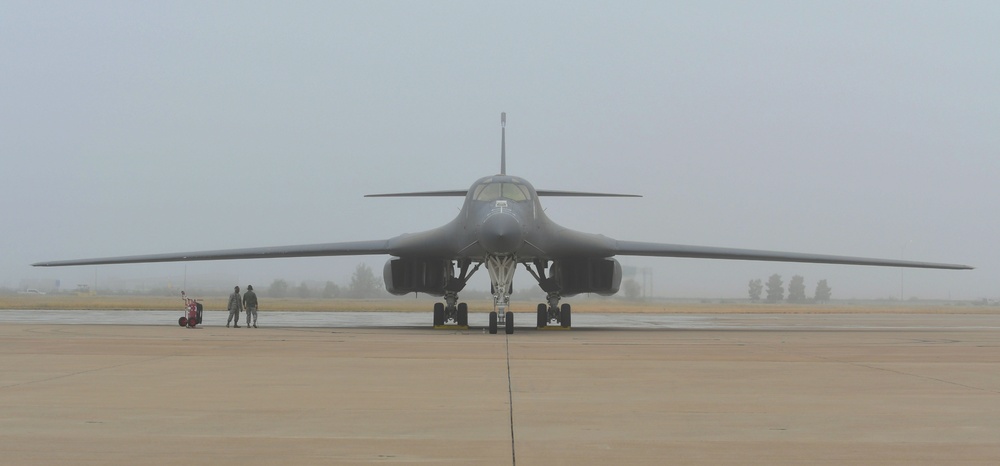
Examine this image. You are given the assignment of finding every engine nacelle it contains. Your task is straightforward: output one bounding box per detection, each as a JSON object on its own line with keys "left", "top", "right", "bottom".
{"left": 550, "top": 257, "right": 622, "bottom": 297}
{"left": 383, "top": 258, "right": 448, "bottom": 296}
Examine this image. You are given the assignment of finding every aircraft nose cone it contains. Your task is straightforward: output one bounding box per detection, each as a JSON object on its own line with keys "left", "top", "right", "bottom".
{"left": 479, "top": 212, "right": 524, "bottom": 254}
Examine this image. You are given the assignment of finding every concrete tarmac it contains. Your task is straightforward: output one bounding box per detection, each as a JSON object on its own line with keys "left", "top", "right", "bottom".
{"left": 1, "top": 313, "right": 998, "bottom": 465}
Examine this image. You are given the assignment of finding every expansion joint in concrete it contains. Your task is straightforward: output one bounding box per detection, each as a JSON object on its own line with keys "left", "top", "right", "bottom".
{"left": 506, "top": 333, "right": 516, "bottom": 466}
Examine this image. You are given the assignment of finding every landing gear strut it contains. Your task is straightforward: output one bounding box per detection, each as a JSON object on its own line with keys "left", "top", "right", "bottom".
{"left": 432, "top": 260, "right": 476, "bottom": 329}
{"left": 525, "top": 261, "right": 571, "bottom": 329}
{"left": 486, "top": 255, "right": 516, "bottom": 334}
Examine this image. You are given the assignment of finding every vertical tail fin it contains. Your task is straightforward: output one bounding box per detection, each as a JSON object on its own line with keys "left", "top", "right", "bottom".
{"left": 500, "top": 112, "right": 506, "bottom": 175}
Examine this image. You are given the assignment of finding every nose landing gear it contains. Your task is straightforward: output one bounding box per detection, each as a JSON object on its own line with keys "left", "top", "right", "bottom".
{"left": 486, "top": 255, "right": 517, "bottom": 334}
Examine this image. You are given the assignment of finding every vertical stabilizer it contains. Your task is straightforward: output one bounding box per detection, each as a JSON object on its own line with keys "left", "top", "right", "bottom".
{"left": 500, "top": 112, "right": 506, "bottom": 175}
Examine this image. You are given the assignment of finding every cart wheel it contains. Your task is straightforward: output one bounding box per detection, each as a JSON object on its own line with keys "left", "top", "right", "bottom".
{"left": 178, "top": 316, "right": 187, "bottom": 327}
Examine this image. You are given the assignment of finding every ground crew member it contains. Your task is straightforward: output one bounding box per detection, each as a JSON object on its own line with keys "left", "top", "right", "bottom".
{"left": 226, "top": 285, "right": 243, "bottom": 328}
{"left": 243, "top": 284, "right": 258, "bottom": 328}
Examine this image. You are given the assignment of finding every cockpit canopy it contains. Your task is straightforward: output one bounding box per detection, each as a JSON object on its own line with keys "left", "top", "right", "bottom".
{"left": 472, "top": 181, "right": 533, "bottom": 202}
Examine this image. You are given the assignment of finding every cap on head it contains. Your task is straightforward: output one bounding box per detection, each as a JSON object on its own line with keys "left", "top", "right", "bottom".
{"left": 234, "top": 286, "right": 240, "bottom": 292}
{"left": 247, "top": 285, "right": 253, "bottom": 291}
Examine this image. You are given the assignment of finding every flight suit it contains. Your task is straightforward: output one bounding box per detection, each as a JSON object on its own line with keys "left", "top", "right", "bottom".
{"left": 243, "top": 289, "right": 258, "bottom": 327}
{"left": 226, "top": 290, "right": 243, "bottom": 327}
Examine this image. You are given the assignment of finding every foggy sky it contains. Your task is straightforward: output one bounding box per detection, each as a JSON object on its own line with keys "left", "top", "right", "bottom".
{"left": 2, "top": 1, "right": 997, "bottom": 300}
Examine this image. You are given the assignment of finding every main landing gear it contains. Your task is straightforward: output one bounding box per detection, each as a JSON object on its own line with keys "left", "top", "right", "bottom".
{"left": 432, "top": 260, "right": 478, "bottom": 329}
{"left": 536, "top": 300, "right": 571, "bottom": 329}
{"left": 525, "top": 261, "right": 571, "bottom": 330}
{"left": 433, "top": 299, "right": 469, "bottom": 328}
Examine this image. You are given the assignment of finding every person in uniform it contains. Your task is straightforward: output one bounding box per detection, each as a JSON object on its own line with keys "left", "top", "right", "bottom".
{"left": 243, "top": 284, "right": 259, "bottom": 328}
{"left": 226, "top": 285, "right": 243, "bottom": 328}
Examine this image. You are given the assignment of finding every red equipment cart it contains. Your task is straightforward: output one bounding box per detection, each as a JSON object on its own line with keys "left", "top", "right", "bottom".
{"left": 177, "top": 291, "right": 203, "bottom": 328}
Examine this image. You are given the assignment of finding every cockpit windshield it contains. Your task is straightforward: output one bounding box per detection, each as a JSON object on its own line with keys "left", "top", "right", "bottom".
{"left": 473, "top": 182, "right": 532, "bottom": 202}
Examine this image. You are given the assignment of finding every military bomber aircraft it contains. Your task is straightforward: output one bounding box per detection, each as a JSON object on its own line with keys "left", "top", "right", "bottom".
{"left": 34, "top": 114, "right": 972, "bottom": 334}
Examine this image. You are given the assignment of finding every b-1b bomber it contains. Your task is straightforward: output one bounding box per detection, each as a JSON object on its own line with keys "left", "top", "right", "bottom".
{"left": 34, "top": 114, "right": 972, "bottom": 333}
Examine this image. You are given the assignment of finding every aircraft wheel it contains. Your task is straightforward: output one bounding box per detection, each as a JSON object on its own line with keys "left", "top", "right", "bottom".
{"left": 457, "top": 303, "right": 468, "bottom": 327}
{"left": 536, "top": 303, "right": 547, "bottom": 328}
{"left": 433, "top": 303, "right": 445, "bottom": 327}
{"left": 505, "top": 311, "right": 514, "bottom": 334}
{"left": 489, "top": 311, "right": 498, "bottom": 334}
{"left": 560, "top": 303, "right": 571, "bottom": 328}
{"left": 196, "top": 303, "right": 204, "bottom": 324}
{"left": 178, "top": 317, "right": 187, "bottom": 327}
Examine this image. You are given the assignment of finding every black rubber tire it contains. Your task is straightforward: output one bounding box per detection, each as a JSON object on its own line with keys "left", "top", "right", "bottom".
{"left": 505, "top": 311, "right": 514, "bottom": 334}
{"left": 178, "top": 316, "right": 187, "bottom": 327}
{"left": 560, "top": 303, "right": 571, "bottom": 328}
{"left": 457, "top": 303, "right": 468, "bottom": 327}
{"left": 433, "top": 302, "right": 445, "bottom": 327}
{"left": 489, "top": 311, "right": 498, "bottom": 334}
{"left": 196, "top": 302, "right": 203, "bottom": 324}
{"left": 537, "top": 303, "right": 547, "bottom": 328}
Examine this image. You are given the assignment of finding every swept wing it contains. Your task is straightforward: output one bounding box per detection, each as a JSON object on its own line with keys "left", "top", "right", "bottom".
{"left": 611, "top": 240, "right": 972, "bottom": 270}
{"left": 32, "top": 240, "right": 392, "bottom": 267}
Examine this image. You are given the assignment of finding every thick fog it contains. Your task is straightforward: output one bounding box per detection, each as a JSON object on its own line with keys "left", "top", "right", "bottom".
{"left": 2, "top": 1, "right": 996, "bottom": 300}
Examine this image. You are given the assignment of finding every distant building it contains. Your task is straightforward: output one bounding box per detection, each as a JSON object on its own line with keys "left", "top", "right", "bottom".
{"left": 19, "top": 279, "right": 60, "bottom": 293}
